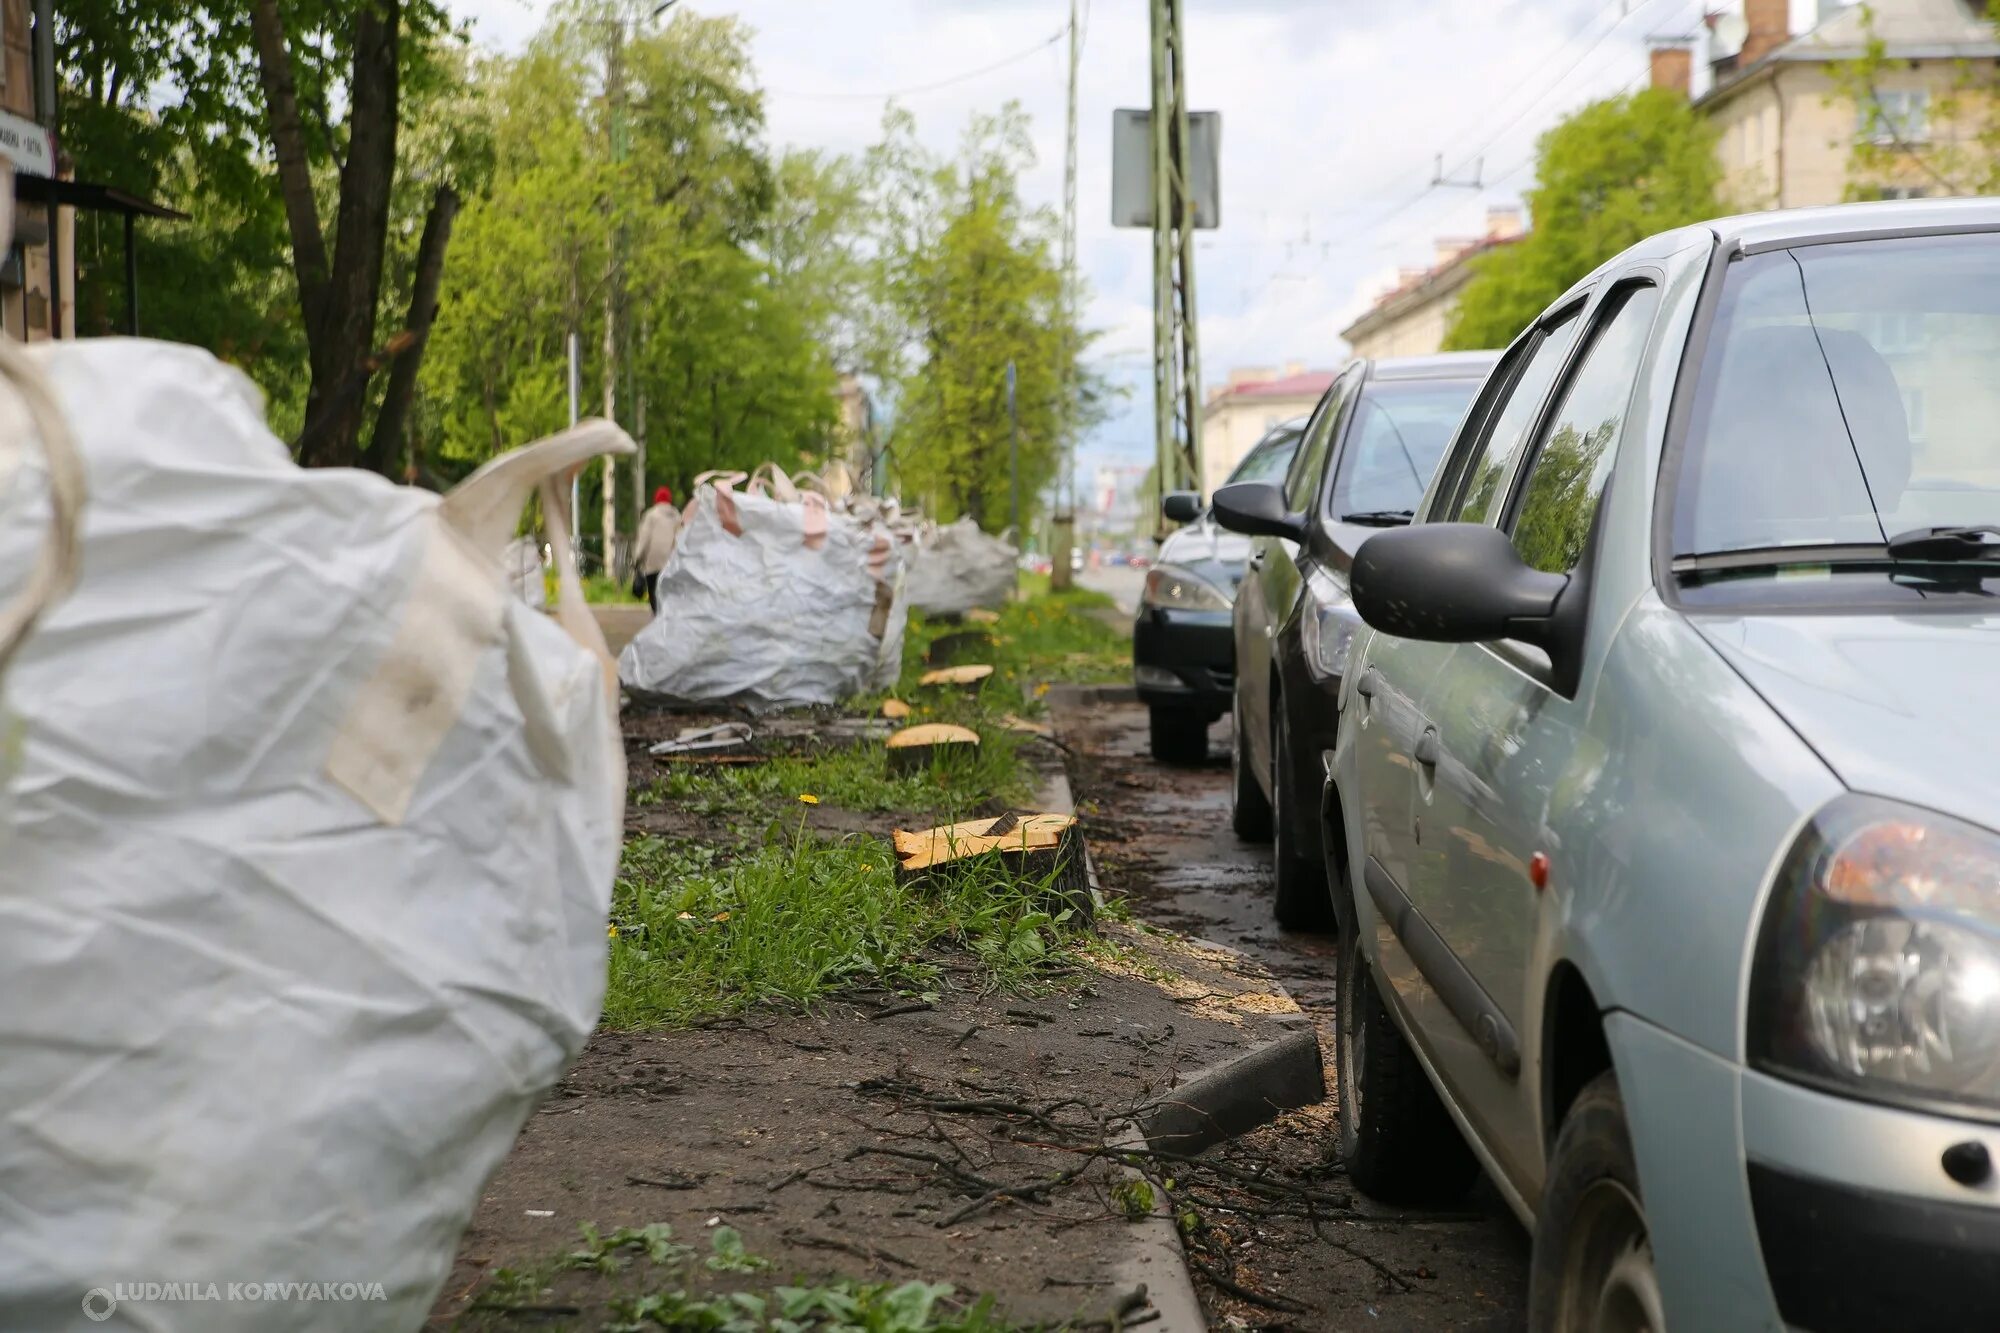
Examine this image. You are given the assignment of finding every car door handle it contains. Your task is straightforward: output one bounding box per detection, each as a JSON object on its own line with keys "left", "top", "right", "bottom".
{"left": 1414, "top": 729, "right": 1440, "bottom": 768}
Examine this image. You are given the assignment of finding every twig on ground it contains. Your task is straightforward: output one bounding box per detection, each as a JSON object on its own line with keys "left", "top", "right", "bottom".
{"left": 870, "top": 1001, "right": 935, "bottom": 1021}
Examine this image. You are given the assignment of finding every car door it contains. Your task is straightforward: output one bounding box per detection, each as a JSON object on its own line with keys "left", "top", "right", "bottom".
{"left": 1238, "top": 376, "right": 1350, "bottom": 786}
{"left": 1406, "top": 281, "right": 1663, "bottom": 1192}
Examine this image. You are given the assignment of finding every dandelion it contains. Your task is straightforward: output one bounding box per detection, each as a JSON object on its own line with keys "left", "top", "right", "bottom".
{"left": 606, "top": 924, "right": 619, "bottom": 938}
{"left": 798, "top": 793, "right": 820, "bottom": 805}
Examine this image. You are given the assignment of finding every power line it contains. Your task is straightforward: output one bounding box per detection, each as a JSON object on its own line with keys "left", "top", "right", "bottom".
{"left": 763, "top": 28, "right": 1066, "bottom": 102}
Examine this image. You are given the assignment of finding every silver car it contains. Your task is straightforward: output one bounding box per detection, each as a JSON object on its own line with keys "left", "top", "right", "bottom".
{"left": 1330, "top": 199, "right": 2000, "bottom": 1331}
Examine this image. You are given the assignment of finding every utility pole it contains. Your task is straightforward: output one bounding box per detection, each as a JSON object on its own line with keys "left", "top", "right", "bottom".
{"left": 567, "top": 327, "right": 581, "bottom": 566}
{"left": 1149, "top": 0, "right": 1204, "bottom": 536}
{"left": 601, "top": 19, "right": 626, "bottom": 577}
{"left": 1051, "top": 0, "right": 1081, "bottom": 591}
{"left": 1007, "top": 359, "right": 1021, "bottom": 556}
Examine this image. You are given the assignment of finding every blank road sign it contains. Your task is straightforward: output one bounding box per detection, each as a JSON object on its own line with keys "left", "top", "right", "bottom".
{"left": 1110, "top": 109, "right": 1220, "bottom": 230}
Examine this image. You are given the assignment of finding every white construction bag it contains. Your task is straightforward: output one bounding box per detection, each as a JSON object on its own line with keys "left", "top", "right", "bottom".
{"left": 0, "top": 339, "right": 632, "bottom": 1332}
{"left": 905, "top": 515, "right": 1017, "bottom": 615}
{"left": 619, "top": 464, "right": 906, "bottom": 708}
{"left": 505, "top": 534, "right": 547, "bottom": 607}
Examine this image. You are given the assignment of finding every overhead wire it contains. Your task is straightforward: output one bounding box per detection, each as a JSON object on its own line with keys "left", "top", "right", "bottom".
{"left": 763, "top": 26, "right": 1067, "bottom": 102}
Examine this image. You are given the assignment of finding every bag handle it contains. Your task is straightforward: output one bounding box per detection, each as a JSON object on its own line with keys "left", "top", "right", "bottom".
{"left": 0, "top": 334, "right": 84, "bottom": 679}
{"left": 746, "top": 461, "right": 800, "bottom": 503}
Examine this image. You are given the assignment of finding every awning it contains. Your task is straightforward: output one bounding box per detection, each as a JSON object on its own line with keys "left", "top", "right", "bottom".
{"left": 13, "top": 174, "right": 188, "bottom": 220}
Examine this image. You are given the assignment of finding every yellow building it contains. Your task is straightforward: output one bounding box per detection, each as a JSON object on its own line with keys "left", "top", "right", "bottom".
{"left": 1338, "top": 208, "right": 1524, "bottom": 361}
{"left": 1695, "top": 0, "right": 2000, "bottom": 210}
{"left": 1197, "top": 365, "right": 1333, "bottom": 498}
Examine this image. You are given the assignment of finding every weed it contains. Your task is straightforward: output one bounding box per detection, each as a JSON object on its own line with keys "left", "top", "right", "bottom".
{"left": 893, "top": 589, "right": 1128, "bottom": 718}
{"left": 1110, "top": 1178, "right": 1156, "bottom": 1220}
{"left": 606, "top": 1278, "right": 1014, "bottom": 1332}
{"left": 643, "top": 731, "right": 1028, "bottom": 821}
{"left": 703, "top": 1226, "right": 769, "bottom": 1274}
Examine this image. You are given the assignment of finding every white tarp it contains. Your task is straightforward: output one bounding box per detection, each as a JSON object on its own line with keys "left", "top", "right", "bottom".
{"left": 619, "top": 474, "right": 906, "bottom": 708}
{"left": 0, "top": 340, "right": 632, "bottom": 1331}
{"left": 905, "top": 516, "right": 1016, "bottom": 616}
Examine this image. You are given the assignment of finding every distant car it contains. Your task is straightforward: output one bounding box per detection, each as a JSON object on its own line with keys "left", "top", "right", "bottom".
{"left": 1132, "top": 421, "right": 1305, "bottom": 762}
{"left": 1330, "top": 200, "right": 2000, "bottom": 1328}
{"left": 1211, "top": 352, "right": 1497, "bottom": 926}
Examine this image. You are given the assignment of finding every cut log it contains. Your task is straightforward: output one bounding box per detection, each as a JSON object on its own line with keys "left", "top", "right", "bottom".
{"left": 890, "top": 811, "right": 1092, "bottom": 923}
{"left": 881, "top": 698, "right": 912, "bottom": 720}
{"left": 965, "top": 608, "right": 1001, "bottom": 625}
{"left": 886, "top": 723, "right": 981, "bottom": 776}
{"left": 926, "top": 629, "right": 994, "bottom": 666}
{"left": 918, "top": 663, "right": 993, "bottom": 696}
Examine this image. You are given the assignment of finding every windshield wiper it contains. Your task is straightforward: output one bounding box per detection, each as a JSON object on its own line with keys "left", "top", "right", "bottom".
{"left": 1338, "top": 509, "right": 1414, "bottom": 527}
{"left": 1884, "top": 524, "right": 2000, "bottom": 562}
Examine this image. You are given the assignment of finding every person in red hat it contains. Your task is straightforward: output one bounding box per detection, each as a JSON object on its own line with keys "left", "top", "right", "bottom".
{"left": 631, "top": 484, "right": 681, "bottom": 612}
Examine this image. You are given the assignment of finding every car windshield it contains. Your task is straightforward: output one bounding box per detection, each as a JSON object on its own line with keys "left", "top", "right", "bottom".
{"left": 1675, "top": 234, "right": 2000, "bottom": 565}
{"left": 1326, "top": 379, "right": 1483, "bottom": 519}
{"left": 1230, "top": 430, "right": 1302, "bottom": 485}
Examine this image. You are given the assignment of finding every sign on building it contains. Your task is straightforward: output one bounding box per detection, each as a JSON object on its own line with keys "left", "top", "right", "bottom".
{"left": 1110, "top": 109, "right": 1220, "bottom": 229}
{"left": 0, "top": 108, "right": 53, "bottom": 178}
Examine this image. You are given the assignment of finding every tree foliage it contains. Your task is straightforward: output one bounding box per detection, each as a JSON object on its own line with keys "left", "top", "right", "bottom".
{"left": 1827, "top": 4, "right": 2000, "bottom": 200}
{"left": 1444, "top": 89, "right": 1721, "bottom": 351}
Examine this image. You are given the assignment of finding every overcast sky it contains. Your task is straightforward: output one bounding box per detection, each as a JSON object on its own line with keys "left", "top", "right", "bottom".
{"left": 447, "top": 0, "right": 1810, "bottom": 474}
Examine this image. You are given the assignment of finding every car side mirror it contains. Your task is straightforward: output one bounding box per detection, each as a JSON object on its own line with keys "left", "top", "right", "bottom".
{"left": 1161, "top": 491, "right": 1203, "bottom": 524}
{"left": 1351, "top": 523, "right": 1568, "bottom": 647}
{"left": 1211, "top": 482, "right": 1307, "bottom": 542}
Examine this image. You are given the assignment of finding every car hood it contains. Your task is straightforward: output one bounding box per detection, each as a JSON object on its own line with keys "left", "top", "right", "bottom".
{"left": 1694, "top": 610, "right": 2000, "bottom": 832}
{"left": 1157, "top": 519, "right": 1251, "bottom": 568}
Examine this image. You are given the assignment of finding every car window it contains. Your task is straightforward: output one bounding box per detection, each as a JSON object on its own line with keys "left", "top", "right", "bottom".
{"left": 1508, "top": 284, "right": 1661, "bottom": 575}
{"left": 1327, "top": 378, "right": 1483, "bottom": 521}
{"left": 1675, "top": 234, "right": 2000, "bottom": 558}
{"left": 1229, "top": 431, "right": 1301, "bottom": 486}
{"left": 1449, "top": 308, "right": 1584, "bottom": 525}
{"left": 1282, "top": 377, "right": 1350, "bottom": 511}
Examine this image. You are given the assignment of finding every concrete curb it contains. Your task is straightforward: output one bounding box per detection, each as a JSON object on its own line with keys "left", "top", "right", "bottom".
{"left": 1135, "top": 1026, "right": 1326, "bottom": 1157}
{"left": 1103, "top": 1123, "right": 1211, "bottom": 1333}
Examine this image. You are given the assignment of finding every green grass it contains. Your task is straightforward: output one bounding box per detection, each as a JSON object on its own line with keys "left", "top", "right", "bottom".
{"left": 891, "top": 587, "right": 1129, "bottom": 719}
{"left": 638, "top": 731, "right": 1029, "bottom": 820}
{"left": 603, "top": 827, "right": 1079, "bottom": 1028}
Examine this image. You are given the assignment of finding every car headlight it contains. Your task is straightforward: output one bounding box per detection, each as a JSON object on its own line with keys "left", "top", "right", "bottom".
{"left": 1300, "top": 575, "right": 1361, "bottom": 683}
{"left": 1750, "top": 795, "right": 2000, "bottom": 1116}
{"left": 1143, "top": 563, "right": 1232, "bottom": 612}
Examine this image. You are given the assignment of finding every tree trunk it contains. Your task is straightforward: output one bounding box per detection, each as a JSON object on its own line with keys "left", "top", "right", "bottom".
{"left": 364, "top": 184, "right": 460, "bottom": 481}
{"left": 257, "top": 0, "right": 403, "bottom": 470}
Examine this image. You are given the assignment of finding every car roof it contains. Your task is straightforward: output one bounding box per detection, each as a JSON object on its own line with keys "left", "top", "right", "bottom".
{"left": 1363, "top": 350, "right": 1501, "bottom": 381}
{"left": 1711, "top": 196, "right": 2000, "bottom": 252}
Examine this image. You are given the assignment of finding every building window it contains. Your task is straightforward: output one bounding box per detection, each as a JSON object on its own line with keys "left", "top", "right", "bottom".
{"left": 1858, "top": 90, "right": 1929, "bottom": 145}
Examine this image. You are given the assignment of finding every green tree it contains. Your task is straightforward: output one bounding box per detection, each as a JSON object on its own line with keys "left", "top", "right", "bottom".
{"left": 1444, "top": 89, "right": 1721, "bottom": 351}
{"left": 1827, "top": 4, "right": 2000, "bottom": 200}
{"left": 867, "top": 104, "right": 1101, "bottom": 533}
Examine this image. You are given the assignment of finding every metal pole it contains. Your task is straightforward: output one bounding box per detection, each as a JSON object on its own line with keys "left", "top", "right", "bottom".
{"left": 1149, "top": 0, "right": 1174, "bottom": 538}
{"left": 33, "top": 0, "right": 58, "bottom": 340}
{"left": 567, "top": 329, "right": 581, "bottom": 568}
{"left": 1168, "top": 0, "right": 1204, "bottom": 499}
{"left": 1007, "top": 360, "right": 1020, "bottom": 553}
{"left": 123, "top": 213, "right": 138, "bottom": 336}
{"left": 1051, "top": 0, "right": 1080, "bottom": 591}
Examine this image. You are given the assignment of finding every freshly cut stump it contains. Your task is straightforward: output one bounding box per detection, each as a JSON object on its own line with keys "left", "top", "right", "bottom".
{"left": 891, "top": 811, "right": 1092, "bottom": 923}
{"left": 918, "top": 664, "right": 994, "bottom": 697}
{"left": 886, "top": 723, "right": 981, "bottom": 776}
{"left": 881, "top": 698, "right": 913, "bottom": 720}
{"left": 965, "top": 608, "right": 1002, "bottom": 625}
{"left": 926, "top": 629, "right": 995, "bottom": 667}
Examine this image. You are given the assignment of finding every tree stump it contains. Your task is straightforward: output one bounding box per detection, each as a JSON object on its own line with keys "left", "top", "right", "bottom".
{"left": 965, "top": 608, "right": 1001, "bottom": 626}
{"left": 918, "top": 664, "right": 993, "bottom": 697}
{"left": 890, "top": 811, "right": 1093, "bottom": 923}
{"left": 881, "top": 698, "right": 912, "bottom": 720}
{"left": 926, "top": 629, "right": 994, "bottom": 666}
{"left": 886, "top": 723, "right": 981, "bottom": 776}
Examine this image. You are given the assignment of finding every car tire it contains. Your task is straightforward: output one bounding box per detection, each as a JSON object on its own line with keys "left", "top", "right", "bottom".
{"left": 1528, "top": 1072, "right": 1665, "bottom": 1333}
{"left": 1149, "top": 706, "right": 1209, "bottom": 765}
{"left": 1271, "top": 693, "right": 1332, "bottom": 930}
{"left": 1230, "top": 688, "right": 1273, "bottom": 841}
{"left": 1336, "top": 927, "right": 1479, "bottom": 1204}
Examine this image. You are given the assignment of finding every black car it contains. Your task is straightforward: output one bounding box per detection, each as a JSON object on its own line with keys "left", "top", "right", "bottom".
{"left": 1211, "top": 352, "right": 1498, "bottom": 927}
{"left": 1133, "top": 423, "right": 1305, "bottom": 763}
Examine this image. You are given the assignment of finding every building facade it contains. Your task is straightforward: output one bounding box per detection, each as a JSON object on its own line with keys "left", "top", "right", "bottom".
{"left": 1197, "top": 366, "right": 1334, "bottom": 498}
{"left": 1338, "top": 208, "right": 1524, "bottom": 361}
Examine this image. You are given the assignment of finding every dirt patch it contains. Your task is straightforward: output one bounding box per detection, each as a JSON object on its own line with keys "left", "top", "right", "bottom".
{"left": 431, "top": 925, "right": 1289, "bottom": 1329}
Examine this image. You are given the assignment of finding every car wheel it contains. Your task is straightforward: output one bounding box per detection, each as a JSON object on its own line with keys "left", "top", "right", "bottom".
{"left": 1271, "top": 693, "right": 1332, "bottom": 930}
{"left": 1336, "top": 927, "right": 1479, "bottom": 1204}
{"left": 1529, "top": 1072, "right": 1664, "bottom": 1333}
{"left": 1230, "top": 686, "right": 1273, "bottom": 841}
{"left": 1148, "top": 706, "right": 1209, "bottom": 765}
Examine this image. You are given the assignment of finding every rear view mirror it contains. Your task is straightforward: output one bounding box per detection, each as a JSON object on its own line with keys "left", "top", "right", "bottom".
{"left": 1161, "top": 492, "right": 1202, "bottom": 524}
{"left": 1351, "top": 523, "right": 1566, "bottom": 645}
{"left": 1211, "top": 482, "right": 1307, "bottom": 542}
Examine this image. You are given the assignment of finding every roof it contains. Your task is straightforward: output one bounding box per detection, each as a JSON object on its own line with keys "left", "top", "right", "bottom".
{"left": 1712, "top": 195, "right": 2000, "bottom": 251}
{"left": 1701, "top": 0, "right": 2000, "bottom": 108}
{"left": 1339, "top": 233, "right": 1519, "bottom": 344}
{"left": 1212, "top": 370, "right": 1337, "bottom": 402}
{"left": 1366, "top": 350, "right": 1502, "bottom": 380}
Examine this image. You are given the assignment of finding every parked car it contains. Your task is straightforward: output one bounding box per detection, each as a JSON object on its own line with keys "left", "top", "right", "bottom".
{"left": 1133, "top": 421, "right": 1305, "bottom": 762}
{"left": 1328, "top": 199, "right": 2000, "bottom": 1330}
{"left": 1209, "top": 352, "right": 1498, "bottom": 928}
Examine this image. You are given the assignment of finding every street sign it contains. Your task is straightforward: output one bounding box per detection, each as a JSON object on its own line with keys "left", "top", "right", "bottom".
{"left": 1110, "top": 109, "right": 1219, "bottom": 229}
{"left": 0, "top": 109, "right": 53, "bottom": 178}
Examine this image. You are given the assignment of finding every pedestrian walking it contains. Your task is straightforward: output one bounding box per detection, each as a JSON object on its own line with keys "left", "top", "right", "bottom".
{"left": 632, "top": 485, "right": 681, "bottom": 613}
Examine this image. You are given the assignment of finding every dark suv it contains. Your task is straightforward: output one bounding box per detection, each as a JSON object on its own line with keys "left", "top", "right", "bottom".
{"left": 1133, "top": 423, "right": 1304, "bottom": 762}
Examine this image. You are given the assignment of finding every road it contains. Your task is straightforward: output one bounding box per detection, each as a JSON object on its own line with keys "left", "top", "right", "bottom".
{"left": 1076, "top": 562, "right": 1147, "bottom": 616}
{"left": 1054, "top": 695, "right": 1530, "bottom": 1330}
